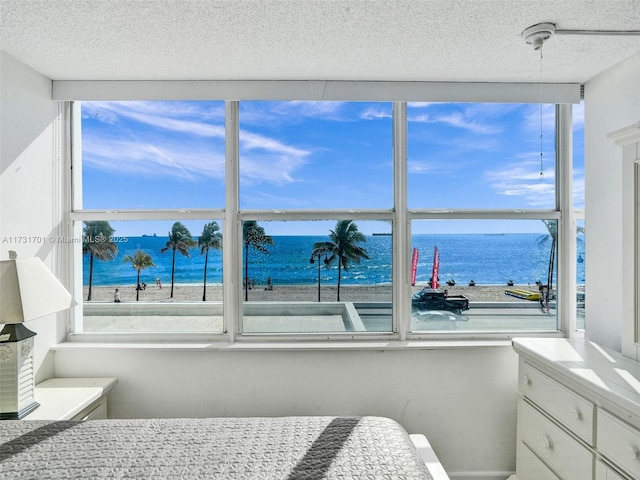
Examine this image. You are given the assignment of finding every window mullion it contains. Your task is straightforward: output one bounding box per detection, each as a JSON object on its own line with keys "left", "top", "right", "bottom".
{"left": 70, "top": 101, "right": 84, "bottom": 332}
{"left": 224, "top": 101, "right": 240, "bottom": 340}
{"left": 557, "top": 104, "right": 576, "bottom": 336}
{"left": 393, "top": 102, "right": 409, "bottom": 339}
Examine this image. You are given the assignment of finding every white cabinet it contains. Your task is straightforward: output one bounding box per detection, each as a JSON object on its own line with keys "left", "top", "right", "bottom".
{"left": 21, "top": 377, "right": 118, "bottom": 421}
{"left": 513, "top": 338, "right": 640, "bottom": 480}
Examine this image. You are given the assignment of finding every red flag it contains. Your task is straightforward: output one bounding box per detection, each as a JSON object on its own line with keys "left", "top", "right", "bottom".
{"left": 411, "top": 248, "right": 419, "bottom": 286}
{"left": 431, "top": 246, "right": 440, "bottom": 289}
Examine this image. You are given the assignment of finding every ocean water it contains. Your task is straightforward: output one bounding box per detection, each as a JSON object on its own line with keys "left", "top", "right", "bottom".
{"left": 84, "top": 234, "right": 586, "bottom": 288}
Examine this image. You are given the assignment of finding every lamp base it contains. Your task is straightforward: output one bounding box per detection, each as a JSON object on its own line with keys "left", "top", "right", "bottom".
{"left": 0, "top": 401, "right": 40, "bottom": 420}
{"left": 0, "top": 324, "right": 38, "bottom": 420}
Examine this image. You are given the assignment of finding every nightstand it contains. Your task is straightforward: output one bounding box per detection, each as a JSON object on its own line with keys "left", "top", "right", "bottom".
{"left": 21, "top": 377, "right": 118, "bottom": 421}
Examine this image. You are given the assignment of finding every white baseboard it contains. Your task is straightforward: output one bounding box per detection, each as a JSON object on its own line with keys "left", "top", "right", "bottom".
{"left": 447, "top": 471, "right": 515, "bottom": 480}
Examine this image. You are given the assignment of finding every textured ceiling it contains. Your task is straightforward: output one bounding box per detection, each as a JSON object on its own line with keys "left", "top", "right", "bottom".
{"left": 1, "top": 0, "right": 640, "bottom": 83}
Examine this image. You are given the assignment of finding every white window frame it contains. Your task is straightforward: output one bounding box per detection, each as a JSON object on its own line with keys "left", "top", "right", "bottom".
{"left": 63, "top": 82, "right": 580, "bottom": 343}
{"left": 609, "top": 122, "right": 640, "bottom": 359}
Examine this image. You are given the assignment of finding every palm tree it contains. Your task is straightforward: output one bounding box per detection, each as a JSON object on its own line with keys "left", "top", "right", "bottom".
{"left": 312, "top": 220, "right": 369, "bottom": 301}
{"left": 199, "top": 221, "right": 222, "bottom": 301}
{"left": 310, "top": 244, "right": 331, "bottom": 302}
{"left": 83, "top": 221, "right": 118, "bottom": 301}
{"left": 537, "top": 220, "right": 585, "bottom": 306}
{"left": 160, "top": 222, "right": 196, "bottom": 298}
{"left": 123, "top": 250, "right": 156, "bottom": 301}
{"left": 243, "top": 221, "right": 273, "bottom": 301}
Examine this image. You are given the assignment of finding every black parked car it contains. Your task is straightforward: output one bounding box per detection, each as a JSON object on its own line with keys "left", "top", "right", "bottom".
{"left": 411, "top": 288, "right": 470, "bottom": 315}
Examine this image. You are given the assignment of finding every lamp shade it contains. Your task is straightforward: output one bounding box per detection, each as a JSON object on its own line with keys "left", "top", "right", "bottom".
{"left": 0, "top": 258, "right": 73, "bottom": 324}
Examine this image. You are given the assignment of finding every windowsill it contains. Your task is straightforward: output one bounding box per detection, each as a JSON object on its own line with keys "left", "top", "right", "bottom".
{"left": 53, "top": 338, "right": 521, "bottom": 352}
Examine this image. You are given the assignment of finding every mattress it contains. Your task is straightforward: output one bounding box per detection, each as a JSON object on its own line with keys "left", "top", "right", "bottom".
{"left": 0, "top": 415, "right": 433, "bottom": 479}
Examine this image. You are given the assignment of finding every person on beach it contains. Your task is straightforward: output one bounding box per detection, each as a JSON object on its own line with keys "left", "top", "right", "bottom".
{"left": 114, "top": 288, "right": 121, "bottom": 303}
{"left": 538, "top": 284, "right": 548, "bottom": 312}
{"left": 266, "top": 277, "right": 273, "bottom": 291}
{"left": 156, "top": 277, "right": 162, "bottom": 289}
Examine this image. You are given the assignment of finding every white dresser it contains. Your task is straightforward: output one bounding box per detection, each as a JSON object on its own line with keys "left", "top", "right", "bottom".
{"left": 513, "top": 338, "right": 640, "bottom": 480}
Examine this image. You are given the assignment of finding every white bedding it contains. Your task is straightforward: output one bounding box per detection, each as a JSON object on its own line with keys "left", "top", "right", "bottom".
{"left": 0, "top": 415, "right": 434, "bottom": 479}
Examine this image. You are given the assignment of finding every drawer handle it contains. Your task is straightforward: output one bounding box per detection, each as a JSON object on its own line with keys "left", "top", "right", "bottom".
{"left": 627, "top": 447, "right": 640, "bottom": 460}
{"left": 523, "top": 375, "right": 532, "bottom": 386}
{"left": 542, "top": 436, "right": 553, "bottom": 450}
{"left": 571, "top": 408, "right": 582, "bottom": 420}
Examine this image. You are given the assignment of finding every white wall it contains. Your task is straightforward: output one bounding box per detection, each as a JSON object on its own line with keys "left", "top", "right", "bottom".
{"left": 1, "top": 53, "right": 521, "bottom": 479}
{"left": 54, "top": 344, "right": 519, "bottom": 480}
{"left": 584, "top": 51, "right": 640, "bottom": 352}
{"left": 3, "top": 42, "right": 640, "bottom": 480}
{"left": 0, "top": 52, "right": 67, "bottom": 382}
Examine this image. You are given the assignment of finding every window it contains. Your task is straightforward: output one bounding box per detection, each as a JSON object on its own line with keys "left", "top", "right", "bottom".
{"left": 239, "top": 101, "right": 393, "bottom": 210}
{"left": 576, "top": 219, "right": 585, "bottom": 330}
{"left": 70, "top": 97, "right": 576, "bottom": 339}
{"left": 73, "top": 101, "right": 226, "bottom": 335}
{"left": 410, "top": 219, "right": 559, "bottom": 332}
{"left": 408, "top": 103, "right": 556, "bottom": 210}
{"left": 573, "top": 102, "right": 586, "bottom": 331}
{"left": 241, "top": 220, "right": 393, "bottom": 334}
{"left": 79, "top": 219, "right": 224, "bottom": 334}
{"left": 79, "top": 101, "right": 226, "bottom": 209}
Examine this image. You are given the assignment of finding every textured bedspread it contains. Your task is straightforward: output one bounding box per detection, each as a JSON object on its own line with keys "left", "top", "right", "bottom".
{"left": 0, "top": 415, "right": 433, "bottom": 479}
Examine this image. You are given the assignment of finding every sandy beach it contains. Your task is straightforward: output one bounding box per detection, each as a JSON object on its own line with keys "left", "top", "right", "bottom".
{"left": 84, "top": 282, "right": 556, "bottom": 304}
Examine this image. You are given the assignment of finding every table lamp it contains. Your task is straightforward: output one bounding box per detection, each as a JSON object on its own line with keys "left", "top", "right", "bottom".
{"left": 0, "top": 252, "right": 74, "bottom": 419}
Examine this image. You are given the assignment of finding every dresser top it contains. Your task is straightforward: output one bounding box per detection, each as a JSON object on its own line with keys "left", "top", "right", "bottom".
{"left": 25, "top": 377, "right": 118, "bottom": 421}
{"left": 513, "top": 337, "right": 640, "bottom": 422}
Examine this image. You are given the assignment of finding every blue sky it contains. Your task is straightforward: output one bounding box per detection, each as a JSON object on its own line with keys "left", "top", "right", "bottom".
{"left": 81, "top": 100, "right": 584, "bottom": 236}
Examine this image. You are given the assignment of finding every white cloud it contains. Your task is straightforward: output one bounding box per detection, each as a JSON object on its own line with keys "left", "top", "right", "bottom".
{"left": 240, "top": 190, "right": 311, "bottom": 208}
{"left": 240, "top": 130, "right": 309, "bottom": 157}
{"left": 82, "top": 101, "right": 310, "bottom": 185}
{"left": 408, "top": 104, "right": 502, "bottom": 134}
{"left": 83, "top": 136, "right": 225, "bottom": 181}
{"left": 573, "top": 167, "right": 585, "bottom": 208}
{"left": 360, "top": 106, "right": 392, "bottom": 120}
{"left": 83, "top": 101, "right": 225, "bottom": 136}
{"left": 409, "top": 113, "right": 430, "bottom": 123}
{"left": 259, "top": 101, "right": 350, "bottom": 122}
{"left": 407, "top": 102, "right": 434, "bottom": 108}
{"left": 523, "top": 103, "right": 556, "bottom": 133}
{"left": 436, "top": 112, "right": 502, "bottom": 134}
{"left": 239, "top": 152, "right": 309, "bottom": 187}
{"left": 484, "top": 158, "right": 556, "bottom": 206}
{"left": 408, "top": 157, "right": 464, "bottom": 176}
{"left": 408, "top": 161, "right": 434, "bottom": 174}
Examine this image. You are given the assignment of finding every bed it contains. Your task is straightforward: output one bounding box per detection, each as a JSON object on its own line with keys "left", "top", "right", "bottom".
{"left": 0, "top": 415, "right": 439, "bottom": 479}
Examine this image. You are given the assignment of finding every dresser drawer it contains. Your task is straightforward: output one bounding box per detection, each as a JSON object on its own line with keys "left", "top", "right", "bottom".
{"left": 519, "top": 399, "right": 594, "bottom": 480}
{"left": 596, "top": 460, "right": 629, "bottom": 480}
{"left": 520, "top": 362, "right": 595, "bottom": 445}
{"left": 516, "top": 440, "right": 561, "bottom": 480}
{"left": 598, "top": 409, "right": 640, "bottom": 479}
{"left": 70, "top": 396, "right": 107, "bottom": 421}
